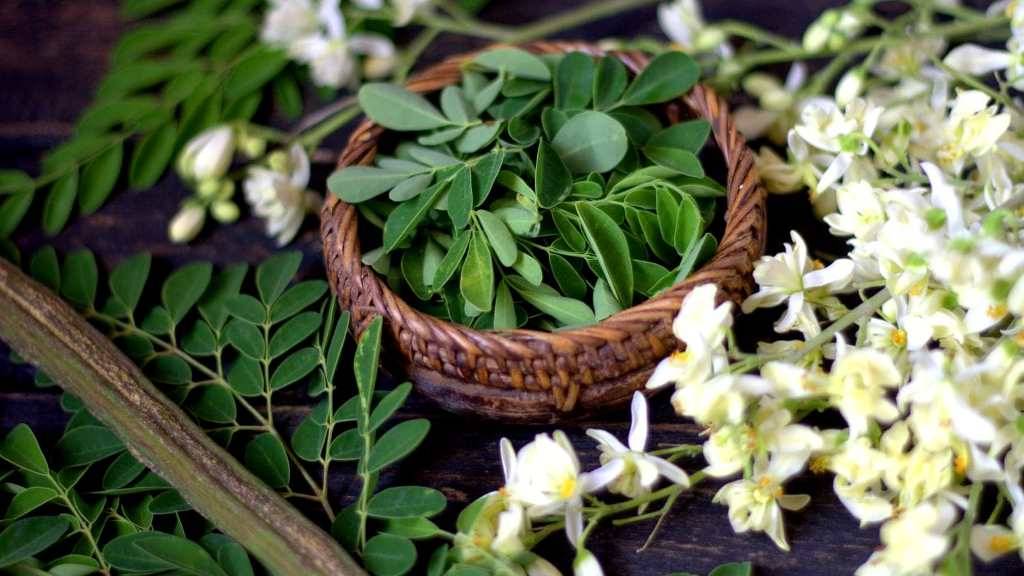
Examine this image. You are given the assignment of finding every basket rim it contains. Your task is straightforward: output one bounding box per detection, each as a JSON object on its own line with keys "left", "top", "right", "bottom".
{"left": 321, "top": 40, "right": 767, "bottom": 420}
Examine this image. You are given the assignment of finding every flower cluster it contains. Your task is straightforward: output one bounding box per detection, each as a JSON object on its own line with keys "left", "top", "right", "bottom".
{"left": 452, "top": 393, "right": 691, "bottom": 575}
{"left": 171, "top": 125, "right": 320, "bottom": 246}
{"left": 642, "top": 0, "right": 1024, "bottom": 573}
{"left": 261, "top": 0, "right": 410, "bottom": 88}
{"left": 477, "top": 1, "right": 1023, "bottom": 573}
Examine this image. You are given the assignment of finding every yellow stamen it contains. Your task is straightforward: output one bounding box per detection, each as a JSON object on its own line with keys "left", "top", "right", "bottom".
{"left": 908, "top": 281, "right": 927, "bottom": 296}
{"left": 558, "top": 477, "right": 577, "bottom": 499}
{"left": 987, "top": 304, "right": 1008, "bottom": 320}
{"left": 670, "top": 350, "right": 692, "bottom": 364}
{"left": 809, "top": 455, "right": 830, "bottom": 474}
{"left": 990, "top": 534, "right": 1018, "bottom": 554}
{"left": 810, "top": 259, "right": 825, "bottom": 270}
{"left": 954, "top": 452, "right": 968, "bottom": 476}
{"left": 890, "top": 329, "right": 907, "bottom": 348}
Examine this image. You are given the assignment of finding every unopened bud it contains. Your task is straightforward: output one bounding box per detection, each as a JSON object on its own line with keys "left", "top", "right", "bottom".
{"left": 211, "top": 200, "right": 240, "bottom": 223}
{"left": 267, "top": 150, "right": 290, "bottom": 173}
{"left": 168, "top": 202, "right": 206, "bottom": 244}
{"left": 218, "top": 180, "right": 236, "bottom": 201}
{"left": 239, "top": 133, "right": 267, "bottom": 159}
{"left": 835, "top": 69, "right": 865, "bottom": 106}
{"left": 176, "top": 125, "right": 235, "bottom": 181}
{"left": 363, "top": 55, "right": 396, "bottom": 79}
{"left": 197, "top": 178, "right": 222, "bottom": 199}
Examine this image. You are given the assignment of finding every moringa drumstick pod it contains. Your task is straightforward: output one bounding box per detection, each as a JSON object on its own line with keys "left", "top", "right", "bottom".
{"left": 0, "top": 258, "right": 366, "bottom": 576}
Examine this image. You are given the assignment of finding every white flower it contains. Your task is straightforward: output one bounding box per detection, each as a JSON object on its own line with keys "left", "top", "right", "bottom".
{"left": 761, "top": 361, "right": 828, "bottom": 398}
{"left": 856, "top": 500, "right": 958, "bottom": 576}
{"left": 262, "top": 0, "right": 319, "bottom": 46}
{"left": 712, "top": 457, "right": 811, "bottom": 551}
{"left": 167, "top": 202, "right": 206, "bottom": 244}
{"left": 703, "top": 400, "right": 822, "bottom": 478}
{"left": 658, "top": 0, "right": 730, "bottom": 55}
{"left": 793, "top": 97, "right": 882, "bottom": 192}
{"left": 938, "top": 90, "right": 1011, "bottom": 174}
{"left": 671, "top": 283, "right": 733, "bottom": 349}
{"left": 647, "top": 284, "right": 732, "bottom": 390}
{"left": 826, "top": 348, "right": 902, "bottom": 438}
{"left": 742, "top": 231, "right": 856, "bottom": 336}
{"left": 491, "top": 501, "right": 528, "bottom": 556}
{"left": 289, "top": 1, "right": 396, "bottom": 88}
{"left": 177, "top": 126, "right": 235, "bottom": 182}
{"left": 735, "top": 64, "right": 807, "bottom": 142}
{"left": 586, "top": 392, "right": 690, "bottom": 498}
{"left": 670, "top": 373, "right": 772, "bottom": 427}
{"left": 898, "top": 351, "right": 997, "bottom": 450}
{"left": 573, "top": 550, "right": 603, "bottom": 576}
{"left": 501, "top": 432, "right": 622, "bottom": 547}
{"left": 829, "top": 436, "right": 894, "bottom": 525}
{"left": 970, "top": 510, "right": 1023, "bottom": 562}
{"left": 822, "top": 180, "right": 886, "bottom": 240}
{"left": 244, "top": 144, "right": 320, "bottom": 246}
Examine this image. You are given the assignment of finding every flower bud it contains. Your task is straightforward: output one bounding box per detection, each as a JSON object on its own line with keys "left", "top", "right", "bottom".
{"left": 267, "top": 150, "right": 291, "bottom": 174}
{"left": 742, "top": 73, "right": 780, "bottom": 99}
{"left": 694, "top": 27, "right": 727, "bottom": 52}
{"left": 197, "top": 178, "right": 222, "bottom": 199}
{"left": 573, "top": 550, "right": 603, "bottom": 576}
{"left": 177, "top": 126, "right": 235, "bottom": 182}
{"left": 168, "top": 202, "right": 206, "bottom": 244}
{"left": 211, "top": 200, "right": 240, "bottom": 223}
{"left": 239, "top": 132, "right": 267, "bottom": 159}
{"left": 835, "top": 69, "right": 865, "bottom": 106}
{"left": 803, "top": 10, "right": 840, "bottom": 51}
{"left": 363, "top": 55, "right": 396, "bottom": 79}
{"left": 526, "top": 556, "right": 562, "bottom": 576}
{"left": 218, "top": 180, "right": 237, "bottom": 201}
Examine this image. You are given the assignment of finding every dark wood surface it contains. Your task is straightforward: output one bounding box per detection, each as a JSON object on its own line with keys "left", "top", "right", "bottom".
{"left": 0, "top": 1, "right": 1016, "bottom": 575}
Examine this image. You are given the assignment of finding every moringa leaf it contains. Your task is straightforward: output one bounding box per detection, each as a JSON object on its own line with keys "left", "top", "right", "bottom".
{"left": 476, "top": 210, "right": 517, "bottom": 267}
{"left": 506, "top": 276, "right": 595, "bottom": 327}
{"left": 329, "top": 166, "right": 423, "bottom": 203}
{"left": 359, "top": 83, "right": 452, "bottom": 131}
{"left": 619, "top": 51, "right": 700, "bottom": 106}
{"left": 471, "top": 47, "right": 551, "bottom": 80}
{"left": 577, "top": 202, "right": 634, "bottom": 308}
{"left": 460, "top": 230, "right": 494, "bottom": 312}
{"left": 593, "top": 56, "right": 628, "bottom": 110}
{"left": 555, "top": 52, "right": 595, "bottom": 109}
{"left": 535, "top": 140, "right": 572, "bottom": 208}
{"left": 551, "top": 111, "right": 628, "bottom": 173}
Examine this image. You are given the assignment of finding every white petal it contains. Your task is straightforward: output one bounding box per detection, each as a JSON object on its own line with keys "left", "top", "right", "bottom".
{"left": 565, "top": 501, "right": 584, "bottom": 547}
{"left": 648, "top": 456, "right": 690, "bottom": 486}
{"left": 803, "top": 259, "right": 855, "bottom": 290}
{"left": 817, "top": 152, "right": 853, "bottom": 192}
{"left": 585, "top": 429, "right": 628, "bottom": 454}
{"left": 921, "top": 162, "right": 963, "bottom": 233}
{"left": 944, "top": 44, "right": 1013, "bottom": 75}
{"left": 500, "top": 438, "right": 517, "bottom": 484}
{"left": 580, "top": 459, "right": 626, "bottom": 493}
{"left": 628, "top": 391, "right": 649, "bottom": 452}
{"left": 970, "top": 524, "right": 1018, "bottom": 562}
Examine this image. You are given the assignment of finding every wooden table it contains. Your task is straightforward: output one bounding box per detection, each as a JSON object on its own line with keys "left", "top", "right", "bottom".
{"left": 0, "top": 1, "right": 1015, "bottom": 574}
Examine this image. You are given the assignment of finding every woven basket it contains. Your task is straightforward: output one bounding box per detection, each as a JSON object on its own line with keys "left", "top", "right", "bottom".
{"left": 322, "top": 41, "right": 767, "bottom": 423}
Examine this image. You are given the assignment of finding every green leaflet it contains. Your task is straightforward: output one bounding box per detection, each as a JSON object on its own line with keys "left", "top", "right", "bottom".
{"left": 470, "top": 47, "right": 551, "bottom": 81}
{"left": 535, "top": 140, "right": 572, "bottom": 208}
{"left": 460, "top": 229, "right": 494, "bottom": 312}
{"left": 577, "top": 203, "right": 634, "bottom": 308}
{"left": 476, "top": 210, "right": 517, "bottom": 266}
{"left": 551, "top": 111, "right": 628, "bottom": 173}
{"left": 359, "top": 83, "right": 452, "bottom": 131}
{"left": 618, "top": 51, "right": 700, "bottom": 106}
{"left": 329, "top": 166, "right": 425, "bottom": 203}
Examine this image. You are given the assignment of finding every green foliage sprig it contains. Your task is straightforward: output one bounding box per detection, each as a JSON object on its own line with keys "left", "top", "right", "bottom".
{"left": 0, "top": 0, "right": 292, "bottom": 239}
{"left": 0, "top": 421, "right": 258, "bottom": 576}
{"left": 21, "top": 247, "right": 443, "bottom": 575}
{"left": 328, "top": 48, "right": 724, "bottom": 330}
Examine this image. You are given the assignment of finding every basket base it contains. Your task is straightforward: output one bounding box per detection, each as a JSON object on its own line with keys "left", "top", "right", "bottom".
{"left": 409, "top": 363, "right": 655, "bottom": 424}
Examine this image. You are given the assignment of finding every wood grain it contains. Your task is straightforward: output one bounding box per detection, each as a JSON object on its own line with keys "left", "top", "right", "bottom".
{"left": 0, "top": 1, "right": 1016, "bottom": 574}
